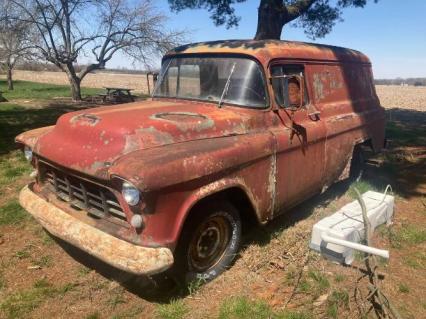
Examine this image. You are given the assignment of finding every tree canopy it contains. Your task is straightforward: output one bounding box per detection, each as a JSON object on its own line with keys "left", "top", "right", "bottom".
{"left": 168, "top": 0, "right": 378, "bottom": 40}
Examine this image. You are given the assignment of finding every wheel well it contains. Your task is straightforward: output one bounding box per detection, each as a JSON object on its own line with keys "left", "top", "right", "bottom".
{"left": 186, "top": 187, "right": 259, "bottom": 233}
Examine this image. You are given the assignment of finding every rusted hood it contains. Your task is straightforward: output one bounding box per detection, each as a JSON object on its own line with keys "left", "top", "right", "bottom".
{"left": 30, "top": 99, "right": 254, "bottom": 177}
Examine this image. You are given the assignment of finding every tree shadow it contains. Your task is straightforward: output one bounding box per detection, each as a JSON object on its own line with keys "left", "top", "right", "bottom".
{"left": 0, "top": 101, "right": 92, "bottom": 155}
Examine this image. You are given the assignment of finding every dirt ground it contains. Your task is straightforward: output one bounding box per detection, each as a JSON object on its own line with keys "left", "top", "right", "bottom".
{"left": 0, "top": 84, "right": 425, "bottom": 319}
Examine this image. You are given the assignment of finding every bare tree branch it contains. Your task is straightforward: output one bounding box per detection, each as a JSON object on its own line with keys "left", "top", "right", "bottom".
{"left": 4, "top": 0, "right": 187, "bottom": 100}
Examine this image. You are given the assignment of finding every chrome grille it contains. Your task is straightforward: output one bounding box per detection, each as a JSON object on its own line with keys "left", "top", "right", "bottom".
{"left": 41, "top": 163, "right": 126, "bottom": 221}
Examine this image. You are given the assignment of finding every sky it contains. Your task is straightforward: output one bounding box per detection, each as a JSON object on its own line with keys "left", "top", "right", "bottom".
{"left": 107, "top": 0, "right": 426, "bottom": 79}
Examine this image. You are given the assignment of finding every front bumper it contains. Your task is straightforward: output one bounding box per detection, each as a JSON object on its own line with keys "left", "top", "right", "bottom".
{"left": 19, "top": 185, "right": 174, "bottom": 275}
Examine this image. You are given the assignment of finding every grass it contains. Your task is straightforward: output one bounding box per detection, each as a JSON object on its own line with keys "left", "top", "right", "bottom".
{"left": 347, "top": 180, "right": 377, "bottom": 199}
{"left": 0, "top": 151, "right": 31, "bottom": 188}
{"left": 218, "top": 296, "right": 272, "bottom": 319}
{"left": 0, "top": 279, "right": 57, "bottom": 319}
{"left": 0, "top": 80, "right": 102, "bottom": 100}
{"left": 382, "top": 224, "right": 426, "bottom": 248}
{"left": 155, "top": 299, "right": 188, "bottom": 319}
{"left": 0, "top": 200, "right": 28, "bottom": 226}
{"left": 217, "top": 296, "right": 312, "bottom": 319}
{"left": 404, "top": 252, "right": 426, "bottom": 269}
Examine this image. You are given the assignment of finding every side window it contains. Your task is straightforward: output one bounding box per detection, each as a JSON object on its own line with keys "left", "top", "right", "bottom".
{"left": 271, "top": 65, "right": 308, "bottom": 108}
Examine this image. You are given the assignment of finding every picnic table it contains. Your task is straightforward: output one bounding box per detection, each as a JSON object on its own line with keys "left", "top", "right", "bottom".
{"left": 98, "top": 87, "right": 135, "bottom": 103}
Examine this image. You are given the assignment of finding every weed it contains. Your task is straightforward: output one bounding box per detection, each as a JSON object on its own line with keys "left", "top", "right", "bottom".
{"left": 334, "top": 274, "right": 345, "bottom": 283}
{"left": 33, "top": 255, "right": 53, "bottom": 268}
{"left": 308, "top": 270, "right": 330, "bottom": 294}
{"left": 218, "top": 296, "right": 271, "bottom": 319}
{"left": 40, "top": 231, "right": 55, "bottom": 246}
{"left": 156, "top": 299, "right": 188, "bottom": 319}
{"left": 298, "top": 279, "right": 311, "bottom": 293}
{"left": 285, "top": 266, "right": 297, "bottom": 283}
{"left": 78, "top": 266, "right": 91, "bottom": 276}
{"left": 187, "top": 278, "right": 205, "bottom": 295}
{"left": 58, "top": 283, "right": 77, "bottom": 295}
{"left": 398, "top": 283, "right": 410, "bottom": 293}
{"left": 108, "top": 293, "right": 126, "bottom": 308}
{"left": 33, "top": 278, "right": 51, "bottom": 289}
{"left": 15, "top": 249, "right": 31, "bottom": 259}
{"left": 327, "top": 290, "right": 349, "bottom": 319}
{"left": 0, "top": 200, "right": 28, "bottom": 226}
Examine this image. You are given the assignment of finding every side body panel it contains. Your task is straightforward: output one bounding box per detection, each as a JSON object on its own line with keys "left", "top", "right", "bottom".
{"left": 309, "top": 62, "right": 385, "bottom": 187}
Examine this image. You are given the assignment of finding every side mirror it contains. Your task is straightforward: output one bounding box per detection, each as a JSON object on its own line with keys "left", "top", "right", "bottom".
{"left": 271, "top": 74, "right": 304, "bottom": 110}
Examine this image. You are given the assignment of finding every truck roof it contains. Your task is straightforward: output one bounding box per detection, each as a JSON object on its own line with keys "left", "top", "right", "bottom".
{"left": 165, "top": 40, "right": 371, "bottom": 65}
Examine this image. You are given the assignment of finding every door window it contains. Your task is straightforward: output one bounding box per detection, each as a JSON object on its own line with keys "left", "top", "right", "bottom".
{"left": 271, "top": 65, "right": 308, "bottom": 108}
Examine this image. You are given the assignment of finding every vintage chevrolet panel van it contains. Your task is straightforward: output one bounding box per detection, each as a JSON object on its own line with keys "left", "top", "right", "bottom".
{"left": 16, "top": 40, "right": 385, "bottom": 281}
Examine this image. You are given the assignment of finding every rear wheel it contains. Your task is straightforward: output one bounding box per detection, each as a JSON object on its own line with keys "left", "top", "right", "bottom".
{"left": 173, "top": 201, "right": 241, "bottom": 283}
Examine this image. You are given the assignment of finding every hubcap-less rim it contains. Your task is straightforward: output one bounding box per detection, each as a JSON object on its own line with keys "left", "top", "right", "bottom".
{"left": 188, "top": 215, "right": 231, "bottom": 272}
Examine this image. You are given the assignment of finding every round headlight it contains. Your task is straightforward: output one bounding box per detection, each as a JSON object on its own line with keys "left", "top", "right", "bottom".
{"left": 24, "top": 146, "right": 33, "bottom": 162}
{"left": 122, "top": 181, "right": 140, "bottom": 206}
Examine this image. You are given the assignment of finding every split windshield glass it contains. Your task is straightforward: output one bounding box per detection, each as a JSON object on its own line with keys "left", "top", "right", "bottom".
{"left": 153, "top": 56, "right": 267, "bottom": 108}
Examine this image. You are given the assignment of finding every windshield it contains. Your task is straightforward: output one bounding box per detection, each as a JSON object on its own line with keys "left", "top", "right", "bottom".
{"left": 153, "top": 56, "right": 268, "bottom": 108}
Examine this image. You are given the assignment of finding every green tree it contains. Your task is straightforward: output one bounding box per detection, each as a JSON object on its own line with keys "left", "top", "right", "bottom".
{"left": 169, "top": 0, "right": 378, "bottom": 40}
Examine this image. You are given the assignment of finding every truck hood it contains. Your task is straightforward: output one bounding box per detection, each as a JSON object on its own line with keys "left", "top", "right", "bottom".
{"left": 34, "top": 99, "right": 254, "bottom": 177}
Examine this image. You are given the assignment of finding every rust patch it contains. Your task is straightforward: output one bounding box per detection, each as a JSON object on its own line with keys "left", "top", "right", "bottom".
{"left": 151, "top": 112, "right": 215, "bottom": 132}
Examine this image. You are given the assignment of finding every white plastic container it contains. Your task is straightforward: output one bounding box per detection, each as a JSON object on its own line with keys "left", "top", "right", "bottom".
{"left": 310, "top": 190, "right": 394, "bottom": 264}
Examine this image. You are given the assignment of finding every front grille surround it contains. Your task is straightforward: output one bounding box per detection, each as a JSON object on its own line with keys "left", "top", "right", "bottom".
{"left": 39, "top": 161, "right": 127, "bottom": 223}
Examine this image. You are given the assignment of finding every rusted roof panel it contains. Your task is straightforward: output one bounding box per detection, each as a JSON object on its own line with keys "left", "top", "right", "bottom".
{"left": 165, "top": 40, "right": 371, "bottom": 65}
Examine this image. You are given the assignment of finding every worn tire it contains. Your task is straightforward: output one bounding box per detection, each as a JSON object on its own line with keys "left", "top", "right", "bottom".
{"left": 349, "top": 145, "right": 365, "bottom": 181}
{"left": 172, "top": 201, "right": 242, "bottom": 283}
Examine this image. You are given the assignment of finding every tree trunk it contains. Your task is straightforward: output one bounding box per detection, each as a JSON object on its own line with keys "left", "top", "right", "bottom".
{"left": 66, "top": 69, "right": 82, "bottom": 101}
{"left": 7, "top": 67, "right": 13, "bottom": 91}
{"left": 254, "top": 0, "right": 286, "bottom": 40}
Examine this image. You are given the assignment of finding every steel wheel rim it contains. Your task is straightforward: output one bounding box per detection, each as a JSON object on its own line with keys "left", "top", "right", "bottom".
{"left": 188, "top": 215, "right": 231, "bottom": 272}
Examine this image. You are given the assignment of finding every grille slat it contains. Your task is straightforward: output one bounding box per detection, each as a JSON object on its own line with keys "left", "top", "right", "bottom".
{"left": 41, "top": 163, "right": 126, "bottom": 222}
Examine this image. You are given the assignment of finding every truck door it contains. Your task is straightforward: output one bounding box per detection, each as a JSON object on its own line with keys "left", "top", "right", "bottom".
{"left": 269, "top": 64, "right": 327, "bottom": 214}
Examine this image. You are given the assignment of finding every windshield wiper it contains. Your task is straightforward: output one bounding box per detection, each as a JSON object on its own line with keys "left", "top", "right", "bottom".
{"left": 218, "top": 62, "right": 236, "bottom": 108}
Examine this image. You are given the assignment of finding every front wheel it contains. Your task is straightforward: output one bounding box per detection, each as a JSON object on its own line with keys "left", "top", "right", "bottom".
{"left": 173, "top": 201, "right": 242, "bottom": 283}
